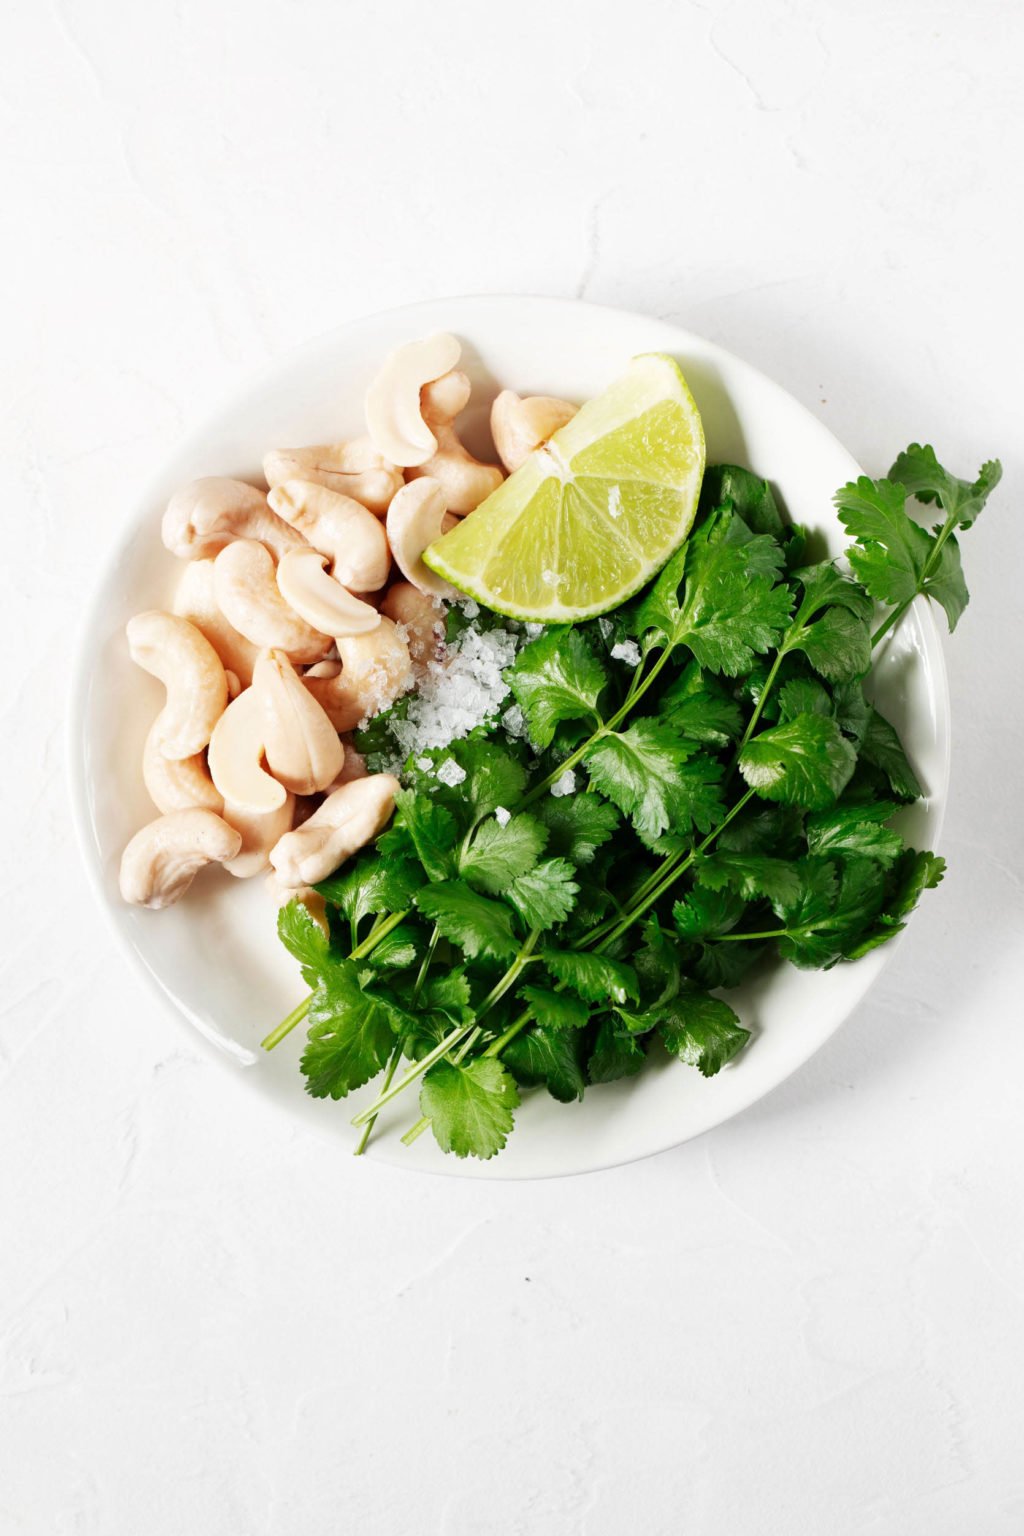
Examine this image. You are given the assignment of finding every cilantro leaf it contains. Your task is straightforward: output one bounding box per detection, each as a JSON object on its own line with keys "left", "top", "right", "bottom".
{"left": 508, "top": 858, "right": 579, "bottom": 929}
{"left": 393, "top": 790, "right": 459, "bottom": 882}
{"left": 672, "top": 885, "right": 746, "bottom": 940}
{"left": 449, "top": 737, "right": 528, "bottom": 818}
{"left": 587, "top": 1019, "right": 648, "bottom": 1083}
{"left": 657, "top": 993, "right": 750, "bottom": 1076}
{"left": 316, "top": 851, "right": 421, "bottom": 924}
{"left": 629, "top": 543, "right": 688, "bottom": 644}
{"left": 460, "top": 814, "right": 547, "bottom": 894}
{"left": 772, "top": 857, "right": 888, "bottom": 968}
{"left": 790, "top": 604, "right": 872, "bottom": 683}
{"left": 696, "top": 852, "right": 802, "bottom": 907}
{"left": 844, "top": 849, "right": 945, "bottom": 958}
{"left": 659, "top": 660, "right": 743, "bottom": 745}
{"left": 778, "top": 678, "right": 832, "bottom": 722}
{"left": 585, "top": 721, "right": 724, "bottom": 840}
{"left": 301, "top": 962, "right": 398, "bottom": 1099}
{"left": 520, "top": 984, "right": 591, "bottom": 1030}
{"left": 791, "top": 562, "right": 874, "bottom": 621}
{"left": 532, "top": 796, "right": 620, "bottom": 865}
{"left": 859, "top": 708, "right": 922, "bottom": 800}
{"left": 366, "top": 924, "right": 420, "bottom": 970}
{"left": 277, "top": 899, "right": 331, "bottom": 987}
{"left": 889, "top": 444, "right": 1001, "bottom": 529}
{"left": 835, "top": 477, "right": 931, "bottom": 609}
{"left": 504, "top": 1024, "right": 587, "bottom": 1102}
{"left": 805, "top": 803, "right": 904, "bottom": 865}
{"left": 505, "top": 627, "right": 606, "bottom": 748}
{"left": 414, "top": 880, "right": 520, "bottom": 962}
{"left": 701, "top": 463, "right": 785, "bottom": 537}
{"left": 671, "top": 536, "right": 794, "bottom": 675}
{"left": 543, "top": 949, "right": 640, "bottom": 1005}
{"left": 739, "top": 713, "right": 856, "bottom": 809}
{"left": 420, "top": 1057, "right": 520, "bottom": 1160}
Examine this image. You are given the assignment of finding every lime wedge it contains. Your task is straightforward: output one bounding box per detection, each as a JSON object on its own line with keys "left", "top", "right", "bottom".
{"left": 422, "top": 353, "right": 705, "bottom": 622}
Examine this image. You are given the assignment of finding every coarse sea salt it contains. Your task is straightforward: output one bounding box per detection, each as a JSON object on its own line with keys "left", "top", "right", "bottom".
{"left": 494, "top": 806, "right": 512, "bottom": 827}
{"left": 385, "top": 622, "right": 521, "bottom": 769}
{"left": 551, "top": 768, "right": 577, "bottom": 798}
{"left": 611, "top": 639, "right": 642, "bottom": 667}
{"left": 436, "top": 758, "right": 467, "bottom": 787}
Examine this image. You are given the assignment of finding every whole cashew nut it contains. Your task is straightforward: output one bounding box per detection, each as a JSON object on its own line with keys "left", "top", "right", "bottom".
{"left": 127, "top": 611, "right": 229, "bottom": 760}
{"left": 380, "top": 581, "right": 445, "bottom": 669}
{"left": 267, "top": 482, "right": 391, "bottom": 592}
{"left": 263, "top": 438, "right": 403, "bottom": 515}
{"left": 172, "top": 557, "right": 261, "bottom": 687}
{"left": 253, "top": 647, "right": 345, "bottom": 795}
{"left": 213, "top": 540, "right": 332, "bottom": 664}
{"left": 302, "top": 616, "right": 413, "bottom": 731}
{"left": 406, "top": 371, "right": 504, "bottom": 513}
{"left": 490, "top": 391, "right": 578, "bottom": 473}
{"left": 222, "top": 794, "right": 296, "bottom": 879}
{"left": 142, "top": 720, "right": 223, "bottom": 816}
{"left": 276, "top": 548, "right": 382, "bottom": 638}
{"left": 269, "top": 775, "right": 400, "bottom": 888}
{"left": 162, "top": 477, "right": 305, "bottom": 562}
{"left": 385, "top": 478, "right": 456, "bottom": 598}
{"left": 208, "top": 685, "right": 288, "bottom": 814}
{"left": 119, "top": 809, "right": 242, "bottom": 909}
{"left": 364, "top": 332, "right": 462, "bottom": 467}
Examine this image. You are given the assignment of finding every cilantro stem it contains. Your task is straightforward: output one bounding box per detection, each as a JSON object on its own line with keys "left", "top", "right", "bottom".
{"left": 354, "top": 926, "right": 441, "bottom": 1155}
{"left": 260, "top": 995, "right": 311, "bottom": 1052}
{"left": 400, "top": 1116, "right": 431, "bottom": 1146}
{"left": 870, "top": 506, "right": 960, "bottom": 647}
{"left": 733, "top": 649, "right": 786, "bottom": 761}
{"left": 484, "top": 1006, "right": 532, "bottom": 1057}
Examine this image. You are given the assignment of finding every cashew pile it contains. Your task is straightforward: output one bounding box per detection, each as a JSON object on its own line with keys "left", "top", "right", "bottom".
{"left": 119, "top": 333, "right": 576, "bottom": 910}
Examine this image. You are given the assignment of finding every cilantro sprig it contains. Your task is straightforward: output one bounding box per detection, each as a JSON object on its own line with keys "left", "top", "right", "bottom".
{"left": 264, "top": 442, "right": 999, "bottom": 1161}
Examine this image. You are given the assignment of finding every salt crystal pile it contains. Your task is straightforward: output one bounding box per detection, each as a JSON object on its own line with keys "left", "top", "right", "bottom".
{"left": 610, "top": 639, "right": 642, "bottom": 667}
{"left": 551, "top": 768, "right": 577, "bottom": 798}
{"left": 388, "top": 622, "right": 521, "bottom": 764}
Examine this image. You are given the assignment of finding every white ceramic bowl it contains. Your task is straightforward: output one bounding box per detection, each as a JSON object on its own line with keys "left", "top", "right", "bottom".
{"left": 68, "top": 296, "right": 950, "bottom": 1179}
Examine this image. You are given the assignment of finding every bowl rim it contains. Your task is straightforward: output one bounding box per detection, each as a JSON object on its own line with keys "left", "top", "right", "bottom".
{"left": 66, "top": 293, "right": 952, "bottom": 1179}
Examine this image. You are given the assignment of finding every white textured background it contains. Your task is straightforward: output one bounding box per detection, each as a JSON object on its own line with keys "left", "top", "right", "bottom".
{"left": 3, "top": 1, "right": 1023, "bottom": 1531}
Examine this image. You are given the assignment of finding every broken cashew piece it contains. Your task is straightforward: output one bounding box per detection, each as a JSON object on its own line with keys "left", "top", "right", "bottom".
{"left": 253, "top": 648, "right": 345, "bottom": 796}
{"left": 364, "top": 332, "right": 462, "bottom": 467}
{"left": 302, "top": 615, "right": 413, "bottom": 731}
{"left": 268, "top": 482, "right": 391, "bottom": 592}
{"left": 127, "top": 611, "right": 229, "bottom": 761}
{"left": 490, "top": 390, "right": 578, "bottom": 473}
{"left": 142, "top": 720, "right": 223, "bottom": 816}
{"left": 172, "top": 558, "right": 261, "bottom": 688}
{"left": 270, "top": 775, "right": 400, "bottom": 888}
{"left": 162, "top": 477, "right": 305, "bottom": 562}
{"left": 406, "top": 370, "right": 504, "bottom": 513}
{"left": 222, "top": 794, "right": 296, "bottom": 879}
{"left": 380, "top": 582, "right": 445, "bottom": 669}
{"left": 263, "top": 438, "right": 402, "bottom": 515}
{"left": 385, "top": 478, "right": 456, "bottom": 598}
{"left": 208, "top": 685, "right": 287, "bottom": 814}
{"left": 276, "top": 548, "right": 381, "bottom": 638}
{"left": 213, "top": 540, "right": 331, "bottom": 664}
{"left": 119, "top": 809, "right": 242, "bottom": 909}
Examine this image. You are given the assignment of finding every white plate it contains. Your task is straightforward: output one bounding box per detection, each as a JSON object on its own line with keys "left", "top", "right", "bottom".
{"left": 68, "top": 296, "right": 950, "bottom": 1180}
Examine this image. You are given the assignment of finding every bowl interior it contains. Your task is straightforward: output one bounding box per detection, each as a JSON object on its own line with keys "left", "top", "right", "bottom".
{"left": 69, "top": 296, "right": 949, "bottom": 1179}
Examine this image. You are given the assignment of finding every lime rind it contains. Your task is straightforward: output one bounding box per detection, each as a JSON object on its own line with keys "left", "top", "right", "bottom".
{"left": 422, "top": 353, "right": 705, "bottom": 623}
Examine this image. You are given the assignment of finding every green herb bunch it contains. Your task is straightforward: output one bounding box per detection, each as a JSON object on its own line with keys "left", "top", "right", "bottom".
{"left": 264, "top": 445, "right": 1000, "bottom": 1160}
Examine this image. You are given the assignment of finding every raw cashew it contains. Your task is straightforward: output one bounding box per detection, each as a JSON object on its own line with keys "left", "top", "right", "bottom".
{"left": 490, "top": 390, "right": 577, "bottom": 473}
{"left": 213, "top": 540, "right": 332, "bottom": 664}
{"left": 305, "top": 657, "right": 341, "bottom": 679}
{"left": 222, "top": 794, "right": 296, "bottom": 879}
{"left": 364, "top": 332, "right": 462, "bottom": 467}
{"left": 162, "top": 477, "right": 305, "bottom": 562}
{"left": 267, "top": 481, "right": 391, "bottom": 591}
{"left": 208, "top": 685, "right": 288, "bottom": 813}
{"left": 380, "top": 581, "right": 445, "bottom": 668}
{"left": 276, "top": 549, "right": 381, "bottom": 638}
{"left": 172, "top": 558, "right": 261, "bottom": 688}
{"left": 142, "top": 720, "right": 223, "bottom": 816}
{"left": 406, "top": 370, "right": 504, "bottom": 513}
{"left": 119, "top": 809, "right": 242, "bottom": 909}
{"left": 270, "top": 775, "right": 400, "bottom": 888}
{"left": 126, "top": 611, "right": 229, "bottom": 760}
{"left": 253, "top": 647, "right": 345, "bottom": 795}
{"left": 385, "top": 478, "right": 456, "bottom": 598}
{"left": 263, "top": 438, "right": 402, "bottom": 514}
{"left": 302, "top": 616, "right": 413, "bottom": 730}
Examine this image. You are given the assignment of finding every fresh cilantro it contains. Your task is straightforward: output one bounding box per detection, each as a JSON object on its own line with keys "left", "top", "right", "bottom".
{"left": 659, "top": 660, "right": 743, "bottom": 745}
{"left": 739, "top": 713, "right": 856, "bottom": 808}
{"left": 420, "top": 1057, "right": 520, "bottom": 1159}
{"left": 277, "top": 899, "right": 331, "bottom": 987}
{"left": 587, "top": 1018, "right": 648, "bottom": 1083}
{"left": 505, "top": 626, "right": 606, "bottom": 747}
{"left": 316, "top": 852, "right": 421, "bottom": 926}
{"left": 672, "top": 885, "right": 747, "bottom": 941}
{"left": 701, "top": 463, "right": 785, "bottom": 537}
{"left": 448, "top": 737, "right": 529, "bottom": 818}
{"left": 520, "top": 984, "right": 591, "bottom": 1030}
{"left": 393, "top": 790, "right": 459, "bottom": 882}
{"left": 504, "top": 1025, "right": 587, "bottom": 1103}
{"left": 508, "top": 858, "right": 579, "bottom": 929}
{"left": 859, "top": 708, "right": 922, "bottom": 800}
{"left": 532, "top": 796, "right": 620, "bottom": 864}
{"left": 543, "top": 949, "right": 640, "bottom": 1005}
{"left": 301, "top": 962, "right": 399, "bottom": 1098}
{"left": 805, "top": 803, "right": 904, "bottom": 865}
{"left": 695, "top": 852, "right": 802, "bottom": 907}
{"left": 769, "top": 857, "right": 889, "bottom": 968}
{"left": 585, "top": 721, "right": 724, "bottom": 840}
{"left": 657, "top": 992, "right": 750, "bottom": 1076}
{"left": 460, "top": 814, "right": 547, "bottom": 894}
{"left": 414, "top": 881, "right": 520, "bottom": 962}
{"left": 778, "top": 678, "right": 833, "bottom": 721}
{"left": 889, "top": 443, "right": 1001, "bottom": 529}
{"left": 366, "top": 924, "right": 421, "bottom": 970}
{"left": 844, "top": 850, "right": 946, "bottom": 958}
